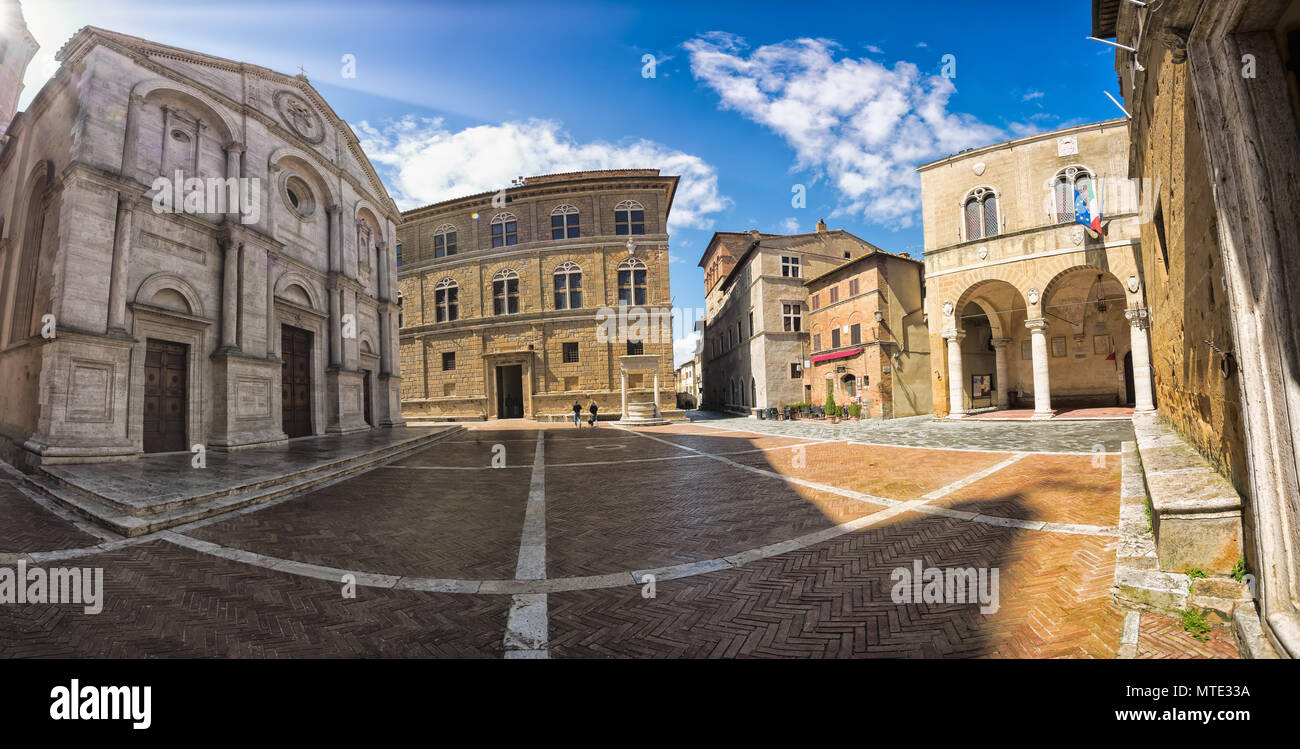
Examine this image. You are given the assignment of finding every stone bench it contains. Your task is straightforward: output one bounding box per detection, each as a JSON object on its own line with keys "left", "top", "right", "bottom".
{"left": 1133, "top": 414, "right": 1243, "bottom": 575}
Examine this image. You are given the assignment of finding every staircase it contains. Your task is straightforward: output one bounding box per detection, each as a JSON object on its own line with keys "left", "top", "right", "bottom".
{"left": 15, "top": 426, "right": 463, "bottom": 537}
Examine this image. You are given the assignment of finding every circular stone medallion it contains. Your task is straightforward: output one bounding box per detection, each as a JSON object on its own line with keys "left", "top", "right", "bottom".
{"left": 274, "top": 90, "right": 325, "bottom": 144}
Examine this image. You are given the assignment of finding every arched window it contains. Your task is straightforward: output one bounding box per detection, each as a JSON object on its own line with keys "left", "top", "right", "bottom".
{"left": 1052, "top": 166, "right": 1094, "bottom": 224}
{"left": 433, "top": 223, "right": 458, "bottom": 258}
{"left": 490, "top": 213, "right": 518, "bottom": 247}
{"left": 553, "top": 261, "right": 582, "bottom": 309}
{"left": 962, "top": 187, "right": 1000, "bottom": 241}
{"left": 550, "top": 205, "right": 579, "bottom": 240}
{"left": 614, "top": 200, "right": 645, "bottom": 235}
{"left": 617, "top": 257, "right": 647, "bottom": 306}
{"left": 492, "top": 269, "right": 520, "bottom": 315}
{"left": 434, "top": 278, "right": 459, "bottom": 322}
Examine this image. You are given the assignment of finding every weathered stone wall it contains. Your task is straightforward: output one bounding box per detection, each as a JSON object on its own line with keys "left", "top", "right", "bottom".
{"left": 1130, "top": 45, "right": 1248, "bottom": 497}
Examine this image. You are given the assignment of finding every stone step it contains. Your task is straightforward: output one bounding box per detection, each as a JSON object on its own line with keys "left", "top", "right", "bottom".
{"left": 17, "top": 427, "right": 463, "bottom": 537}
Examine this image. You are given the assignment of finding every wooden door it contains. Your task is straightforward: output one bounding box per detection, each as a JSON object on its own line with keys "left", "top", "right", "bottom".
{"left": 143, "top": 339, "right": 188, "bottom": 453}
{"left": 281, "top": 326, "right": 313, "bottom": 438}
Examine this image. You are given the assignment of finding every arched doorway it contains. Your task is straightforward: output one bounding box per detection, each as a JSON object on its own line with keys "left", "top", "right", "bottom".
{"left": 944, "top": 279, "right": 1026, "bottom": 417}
{"left": 1039, "top": 268, "right": 1131, "bottom": 410}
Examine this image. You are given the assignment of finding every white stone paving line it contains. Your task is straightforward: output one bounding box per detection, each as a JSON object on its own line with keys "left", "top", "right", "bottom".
{"left": 503, "top": 431, "right": 549, "bottom": 659}
{"left": 11, "top": 425, "right": 1111, "bottom": 599}
{"left": 379, "top": 442, "right": 821, "bottom": 471}
{"left": 1118, "top": 610, "right": 1142, "bottom": 658}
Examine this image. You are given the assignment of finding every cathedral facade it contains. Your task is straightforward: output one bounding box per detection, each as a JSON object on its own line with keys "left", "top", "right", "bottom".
{"left": 0, "top": 17, "right": 404, "bottom": 467}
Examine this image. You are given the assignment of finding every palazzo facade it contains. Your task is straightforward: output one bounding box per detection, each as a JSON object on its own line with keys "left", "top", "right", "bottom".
{"left": 0, "top": 20, "right": 404, "bottom": 467}
{"left": 918, "top": 119, "right": 1151, "bottom": 419}
{"left": 396, "top": 169, "right": 679, "bottom": 421}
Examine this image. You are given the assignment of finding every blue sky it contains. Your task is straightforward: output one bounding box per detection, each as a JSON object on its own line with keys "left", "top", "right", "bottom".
{"left": 15, "top": 0, "right": 1124, "bottom": 364}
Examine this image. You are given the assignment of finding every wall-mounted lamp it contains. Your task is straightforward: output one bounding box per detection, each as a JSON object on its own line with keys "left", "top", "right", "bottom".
{"left": 874, "top": 310, "right": 884, "bottom": 323}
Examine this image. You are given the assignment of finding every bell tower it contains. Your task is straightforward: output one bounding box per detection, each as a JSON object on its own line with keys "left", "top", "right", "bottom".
{"left": 0, "top": 0, "right": 39, "bottom": 141}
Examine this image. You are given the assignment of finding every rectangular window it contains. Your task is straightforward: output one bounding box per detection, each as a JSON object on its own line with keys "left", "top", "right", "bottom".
{"left": 615, "top": 209, "right": 645, "bottom": 235}
{"left": 551, "top": 212, "right": 579, "bottom": 240}
{"left": 850, "top": 323, "right": 861, "bottom": 345}
{"left": 562, "top": 342, "right": 579, "bottom": 363}
{"left": 781, "top": 256, "right": 800, "bottom": 277}
{"left": 832, "top": 328, "right": 841, "bottom": 348}
{"left": 490, "top": 220, "right": 518, "bottom": 248}
{"left": 810, "top": 294, "right": 820, "bottom": 310}
{"left": 782, "top": 303, "right": 801, "bottom": 332}
{"left": 849, "top": 278, "right": 859, "bottom": 296}
{"left": 748, "top": 311, "right": 754, "bottom": 338}
{"left": 813, "top": 333, "right": 822, "bottom": 351}
{"left": 829, "top": 286, "right": 839, "bottom": 304}
{"left": 627, "top": 340, "right": 644, "bottom": 356}
{"left": 790, "top": 363, "right": 802, "bottom": 379}
{"left": 442, "top": 352, "right": 455, "bottom": 371}
{"left": 396, "top": 243, "right": 403, "bottom": 266}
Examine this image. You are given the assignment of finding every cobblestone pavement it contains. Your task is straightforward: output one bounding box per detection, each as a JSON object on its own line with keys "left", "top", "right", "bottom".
{"left": 685, "top": 411, "right": 1135, "bottom": 453}
{"left": 0, "top": 418, "right": 1234, "bottom": 659}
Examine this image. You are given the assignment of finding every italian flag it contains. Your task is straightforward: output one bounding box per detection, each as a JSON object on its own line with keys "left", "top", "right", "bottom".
{"left": 1075, "top": 178, "right": 1103, "bottom": 235}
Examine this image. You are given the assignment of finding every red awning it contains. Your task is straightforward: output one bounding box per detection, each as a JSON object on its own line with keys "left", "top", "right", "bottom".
{"left": 810, "top": 347, "right": 863, "bottom": 364}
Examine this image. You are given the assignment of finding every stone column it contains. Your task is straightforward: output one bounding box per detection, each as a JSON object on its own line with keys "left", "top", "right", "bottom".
{"left": 328, "top": 288, "right": 342, "bottom": 368}
{"left": 1025, "top": 317, "right": 1053, "bottom": 419}
{"left": 653, "top": 369, "right": 660, "bottom": 416}
{"left": 224, "top": 141, "right": 244, "bottom": 180}
{"left": 327, "top": 205, "right": 342, "bottom": 273}
{"left": 943, "top": 329, "right": 966, "bottom": 418}
{"left": 106, "top": 194, "right": 137, "bottom": 333}
{"left": 991, "top": 337, "right": 1010, "bottom": 409}
{"left": 1125, "top": 308, "right": 1156, "bottom": 413}
{"left": 620, "top": 368, "right": 628, "bottom": 418}
{"left": 266, "top": 253, "right": 278, "bottom": 358}
{"left": 375, "top": 241, "right": 389, "bottom": 302}
{"left": 220, "top": 234, "right": 241, "bottom": 350}
{"left": 378, "top": 307, "right": 392, "bottom": 376}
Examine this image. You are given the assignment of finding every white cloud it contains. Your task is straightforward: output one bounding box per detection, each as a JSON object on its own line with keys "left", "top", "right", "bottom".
{"left": 1022, "top": 90, "right": 1045, "bottom": 101}
{"left": 685, "top": 33, "right": 1007, "bottom": 228}
{"left": 915, "top": 42, "right": 928, "bottom": 48}
{"left": 674, "top": 330, "right": 701, "bottom": 368}
{"left": 354, "top": 116, "right": 729, "bottom": 231}
{"left": 864, "top": 44, "right": 884, "bottom": 54}
{"left": 778, "top": 217, "right": 799, "bottom": 233}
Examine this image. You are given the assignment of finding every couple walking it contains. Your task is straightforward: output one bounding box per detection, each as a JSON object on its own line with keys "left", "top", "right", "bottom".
{"left": 572, "top": 400, "right": 599, "bottom": 427}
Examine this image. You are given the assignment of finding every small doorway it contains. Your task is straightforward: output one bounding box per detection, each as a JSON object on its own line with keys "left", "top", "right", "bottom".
{"left": 143, "top": 339, "right": 188, "bottom": 453}
{"left": 281, "top": 325, "right": 314, "bottom": 438}
{"left": 1123, "top": 351, "right": 1135, "bottom": 406}
{"left": 362, "top": 370, "right": 373, "bottom": 427}
{"left": 496, "top": 365, "right": 524, "bottom": 418}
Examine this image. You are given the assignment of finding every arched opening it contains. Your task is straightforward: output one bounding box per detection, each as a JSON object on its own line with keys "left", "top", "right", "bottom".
{"left": 1039, "top": 267, "right": 1130, "bottom": 410}
{"left": 946, "top": 279, "right": 1026, "bottom": 415}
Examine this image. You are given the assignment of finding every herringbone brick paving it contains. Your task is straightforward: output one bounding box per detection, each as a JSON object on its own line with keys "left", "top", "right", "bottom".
{"left": 188, "top": 463, "right": 529, "bottom": 580}
{"left": 0, "top": 541, "right": 507, "bottom": 658}
{"left": 0, "top": 480, "right": 100, "bottom": 553}
{"left": 1136, "top": 612, "right": 1240, "bottom": 659}
{"left": 0, "top": 420, "right": 1231, "bottom": 658}
{"left": 549, "top": 508, "right": 1125, "bottom": 658}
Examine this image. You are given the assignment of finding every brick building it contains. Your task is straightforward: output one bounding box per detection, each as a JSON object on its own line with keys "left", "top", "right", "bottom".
{"left": 1094, "top": 0, "right": 1300, "bottom": 656}
{"left": 0, "top": 17, "right": 404, "bottom": 469}
{"left": 918, "top": 120, "right": 1148, "bottom": 419}
{"left": 699, "top": 221, "right": 881, "bottom": 413}
{"left": 803, "top": 249, "right": 930, "bottom": 418}
{"left": 395, "top": 169, "right": 680, "bottom": 421}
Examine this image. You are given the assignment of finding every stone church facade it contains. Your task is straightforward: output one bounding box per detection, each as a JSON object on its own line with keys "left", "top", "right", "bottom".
{"left": 396, "top": 169, "right": 679, "bottom": 421}
{"left": 0, "top": 20, "right": 404, "bottom": 468}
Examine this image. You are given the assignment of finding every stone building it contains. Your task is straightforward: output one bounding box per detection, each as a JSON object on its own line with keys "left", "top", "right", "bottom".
{"left": 918, "top": 120, "right": 1149, "bottom": 418}
{"left": 699, "top": 221, "right": 884, "bottom": 413}
{"left": 396, "top": 169, "right": 679, "bottom": 421}
{"left": 1094, "top": 0, "right": 1300, "bottom": 656}
{"left": 0, "top": 17, "right": 403, "bottom": 468}
{"left": 803, "top": 249, "right": 930, "bottom": 418}
{"left": 675, "top": 356, "right": 700, "bottom": 410}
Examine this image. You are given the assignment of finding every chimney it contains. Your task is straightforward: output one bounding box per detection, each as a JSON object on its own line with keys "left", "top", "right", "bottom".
{"left": 816, "top": 218, "right": 827, "bottom": 233}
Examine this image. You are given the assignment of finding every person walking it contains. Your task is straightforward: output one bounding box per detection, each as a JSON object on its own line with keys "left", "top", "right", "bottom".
{"left": 588, "top": 400, "right": 599, "bottom": 427}
{"left": 572, "top": 400, "right": 582, "bottom": 427}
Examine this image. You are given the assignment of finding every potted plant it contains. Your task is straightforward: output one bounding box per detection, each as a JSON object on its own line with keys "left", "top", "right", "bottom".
{"left": 825, "top": 393, "right": 837, "bottom": 422}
